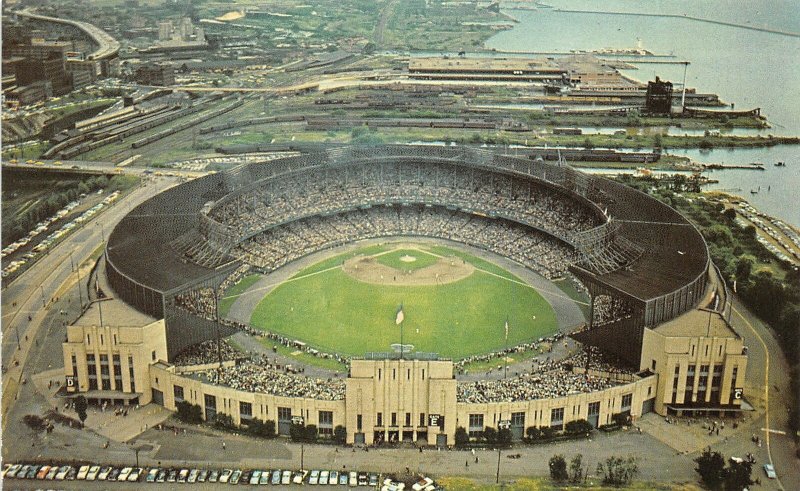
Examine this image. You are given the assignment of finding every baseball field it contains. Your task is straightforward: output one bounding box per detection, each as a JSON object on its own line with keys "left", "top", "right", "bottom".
{"left": 242, "top": 243, "right": 559, "bottom": 359}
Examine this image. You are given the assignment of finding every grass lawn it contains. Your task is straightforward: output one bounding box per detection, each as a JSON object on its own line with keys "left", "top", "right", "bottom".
{"left": 248, "top": 245, "right": 558, "bottom": 360}
{"left": 219, "top": 274, "right": 263, "bottom": 317}
{"left": 375, "top": 248, "right": 440, "bottom": 271}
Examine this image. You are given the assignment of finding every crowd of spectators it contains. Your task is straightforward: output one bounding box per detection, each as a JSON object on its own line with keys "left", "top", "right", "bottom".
{"left": 235, "top": 206, "right": 576, "bottom": 280}
{"left": 208, "top": 161, "right": 602, "bottom": 243}
{"left": 173, "top": 339, "right": 242, "bottom": 366}
{"left": 592, "top": 295, "right": 635, "bottom": 327}
{"left": 454, "top": 332, "right": 566, "bottom": 373}
{"left": 202, "top": 355, "right": 346, "bottom": 401}
{"left": 456, "top": 352, "right": 629, "bottom": 403}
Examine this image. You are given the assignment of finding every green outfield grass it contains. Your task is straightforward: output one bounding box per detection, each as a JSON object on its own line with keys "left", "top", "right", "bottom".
{"left": 375, "top": 248, "right": 440, "bottom": 271}
{"left": 247, "top": 245, "right": 558, "bottom": 360}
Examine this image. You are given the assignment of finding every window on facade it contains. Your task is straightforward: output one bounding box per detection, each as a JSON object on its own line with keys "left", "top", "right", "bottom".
{"left": 376, "top": 412, "right": 383, "bottom": 427}
{"left": 405, "top": 412, "right": 411, "bottom": 427}
{"left": 588, "top": 401, "right": 600, "bottom": 416}
{"left": 357, "top": 414, "right": 363, "bottom": 431}
{"left": 550, "top": 408, "right": 565, "bottom": 429}
{"left": 152, "top": 350, "right": 156, "bottom": 361}
{"left": 278, "top": 407, "right": 292, "bottom": 422}
{"left": 391, "top": 412, "right": 397, "bottom": 427}
{"left": 419, "top": 413, "right": 426, "bottom": 427}
{"left": 174, "top": 385, "right": 184, "bottom": 402}
{"left": 87, "top": 354, "right": 98, "bottom": 390}
{"left": 240, "top": 402, "right": 253, "bottom": 420}
{"left": 621, "top": 393, "right": 633, "bottom": 410}
{"left": 511, "top": 412, "right": 525, "bottom": 427}
{"left": 468, "top": 414, "right": 484, "bottom": 437}
{"left": 128, "top": 356, "right": 135, "bottom": 393}
{"left": 318, "top": 410, "right": 333, "bottom": 435}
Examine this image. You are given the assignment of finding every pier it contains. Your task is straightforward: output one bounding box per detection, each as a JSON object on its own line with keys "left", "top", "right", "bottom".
{"left": 554, "top": 9, "right": 800, "bottom": 38}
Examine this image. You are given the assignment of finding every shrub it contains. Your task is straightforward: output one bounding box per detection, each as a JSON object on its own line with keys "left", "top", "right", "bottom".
{"left": 175, "top": 400, "right": 203, "bottom": 424}
{"left": 549, "top": 454, "right": 568, "bottom": 481}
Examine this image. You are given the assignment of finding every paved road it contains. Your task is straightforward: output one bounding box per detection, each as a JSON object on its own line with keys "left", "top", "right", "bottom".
{"left": 1, "top": 177, "right": 180, "bottom": 428}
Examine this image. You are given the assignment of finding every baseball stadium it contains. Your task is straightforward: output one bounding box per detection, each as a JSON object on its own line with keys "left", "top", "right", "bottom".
{"left": 63, "top": 145, "right": 748, "bottom": 445}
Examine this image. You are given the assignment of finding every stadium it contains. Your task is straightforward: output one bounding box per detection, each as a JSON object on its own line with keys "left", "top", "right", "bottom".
{"left": 63, "top": 145, "right": 748, "bottom": 445}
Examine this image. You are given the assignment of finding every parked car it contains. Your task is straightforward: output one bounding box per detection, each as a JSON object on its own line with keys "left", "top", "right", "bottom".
{"left": 128, "top": 467, "right": 143, "bottom": 482}
{"left": 208, "top": 469, "right": 220, "bottom": 482}
{"left": 349, "top": 471, "right": 358, "bottom": 486}
{"left": 250, "top": 470, "right": 262, "bottom": 485}
{"left": 177, "top": 468, "right": 188, "bottom": 483}
{"left": 145, "top": 468, "right": 159, "bottom": 482}
{"left": 86, "top": 465, "right": 100, "bottom": 480}
{"left": 108, "top": 468, "right": 121, "bottom": 480}
{"left": 309, "top": 469, "right": 320, "bottom": 485}
{"left": 339, "top": 471, "right": 348, "bottom": 485}
{"left": 5, "top": 464, "right": 22, "bottom": 478}
{"left": 117, "top": 467, "right": 132, "bottom": 481}
{"left": 259, "top": 470, "right": 271, "bottom": 485}
{"left": 198, "top": 469, "right": 208, "bottom": 482}
{"left": 45, "top": 466, "right": 59, "bottom": 480}
{"left": 97, "top": 466, "right": 112, "bottom": 480}
{"left": 230, "top": 469, "right": 242, "bottom": 484}
{"left": 329, "top": 470, "right": 339, "bottom": 485}
{"left": 764, "top": 463, "right": 777, "bottom": 479}
{"left": 188, "top": 468, "right": 199, "bottom": 483}
{"left": 271, "top": 469, "right": 282, "bottom": 485}
{"left": 294, "top": 470, "right": 308, "bottom": 484}
{"left": 156, "top": 469, "right": 167, "bottom": 482}
{"left": 77, "top": 465, "right": 90, "bottom": 480}
{"left": 56, "top": 465, "right": 72, "bottom": 481}
{"left": 320, "top": 470, "right": 329, "bottom": 485}
{"left": 283, "top": 469, "right": 293, "bottom": 485}
{"left": 219, "top": 469, "right": 233, "bottom": 483}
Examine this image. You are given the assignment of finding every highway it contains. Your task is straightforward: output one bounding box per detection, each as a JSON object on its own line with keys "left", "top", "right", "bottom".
{"left": 16, "top": 9, "right": 120, "bottom": 60}
{"left": 1, "top": 176, "right": 179, "bottom": 425}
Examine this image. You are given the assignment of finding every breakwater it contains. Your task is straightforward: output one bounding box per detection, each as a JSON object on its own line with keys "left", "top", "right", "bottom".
{"left": 554, "top": 9, "right": 800, "bottom": 38}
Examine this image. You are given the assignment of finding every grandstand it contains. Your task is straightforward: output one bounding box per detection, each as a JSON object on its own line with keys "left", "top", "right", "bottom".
{"left": 61, "top": 145, "right": 746, "bottom": 446}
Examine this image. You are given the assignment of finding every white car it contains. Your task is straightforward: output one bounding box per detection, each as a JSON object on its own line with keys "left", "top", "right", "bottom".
{"left": 97, "top": 466, "right": 112, "bottom": 480}
{"left": 764, "top": 463, "right": 777, "bottom": 479}
{"left": 118, "top": 467, "right": 132, "bottom": 481}
{"left": 77, "top": 465, "right": 90, "bottom": 480}
{"left": 282, "top": 469, "right": 292, "bottom": 484}
{"left": 219, "top": 469, "right": 233, "bottom": 483}
{"left": 128, "top": 467, "right": 143, "bottom": 481}
{"left": 86, "top": 465, "right": 100, "bottom": 480}
{"left": 349, "top": 471, "right": 358, "bottom": 486}
{"left": 56, "top": 466, "right": 72, "bottom": 480}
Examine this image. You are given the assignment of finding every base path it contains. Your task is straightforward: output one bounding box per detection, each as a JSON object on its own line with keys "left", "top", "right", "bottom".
{"left": 342, "top": 252, "right": 475, "bottom": 286}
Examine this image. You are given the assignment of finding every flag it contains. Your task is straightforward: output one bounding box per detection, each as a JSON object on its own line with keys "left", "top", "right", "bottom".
{"left": 395, "top": 304, "right": 404, "bottom": 325}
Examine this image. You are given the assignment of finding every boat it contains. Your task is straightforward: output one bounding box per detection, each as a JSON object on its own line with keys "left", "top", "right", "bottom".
{"left": 750, "top": 189, "right": 758, "bottom": 194}
{"left": 775, "top": 161, "right": 786, "bottom": 167}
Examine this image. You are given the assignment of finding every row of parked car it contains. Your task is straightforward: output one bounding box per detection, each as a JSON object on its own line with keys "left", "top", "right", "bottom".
{"left": 1, "top": 463, "right": 384, "bottom": 486}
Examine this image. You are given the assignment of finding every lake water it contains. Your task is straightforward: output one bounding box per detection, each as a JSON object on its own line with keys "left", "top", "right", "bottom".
{"left": 486, "top": 0, "right": 800, "bottom": 226}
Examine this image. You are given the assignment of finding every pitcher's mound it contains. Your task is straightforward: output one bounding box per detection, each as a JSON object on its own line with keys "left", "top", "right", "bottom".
{"left": 343, "top": 255, "right": 474, "bottom": 286}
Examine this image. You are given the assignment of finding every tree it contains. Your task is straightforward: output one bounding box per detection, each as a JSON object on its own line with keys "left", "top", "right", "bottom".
{"left": 724, "top": 460, "right": 753, "bottom": 491}
{"left": 549, "top": 454, "right": 569, "bottom": 481}
{"left": 290, "top": 423, "right": 305, "bottom": 442}
{"left": 74, "top": 395, "right": 88, "bottom": 426}
{"left": 695, "top": 447, "right": 726, "bottom": 490}
{"left": 334, "top": 425, "right": 347, "bottom": 444}
{"left": 483, "top": 426, "right": 497, "bottom": 445}
{"left": 454, "top": 426, "right": 469, "bottom": 447}
{"left": 525, "top": 426, "right": 541, "bottom": 441}
{"left": 564, "top": 419, "right": 593, "bottom": 435}
{"left": 735, "top": 255, "right": 756, "bottom": 283}
{"left": 569, "top": 454, "right": 584, "bottom": 483}
{"left": 583, "top": 138, "right": 595, "bottom": 150}
{"left": 175, "top": 401, "right": 203, "bottom": 424}
{"left": 304, "top": 424, "right": 318, "bottom": 442}
{"left": 597, "top": 456, "right": 638, "bottom": 486}
{"left": 214, "top": 413, "right": 234, "bottom": 430}
{"left": 497, "top": 427, "right": 512, "bottom": 447}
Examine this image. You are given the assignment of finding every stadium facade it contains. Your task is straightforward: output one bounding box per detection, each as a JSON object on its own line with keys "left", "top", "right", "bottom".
{"left": 63, "top": 146, "right": 748, "bottom": 445}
